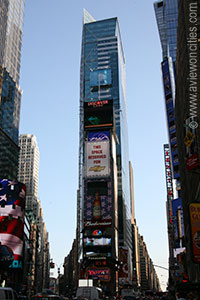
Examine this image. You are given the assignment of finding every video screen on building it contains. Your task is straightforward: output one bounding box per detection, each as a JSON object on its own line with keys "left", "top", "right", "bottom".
{"left": 84, "top": 100, "right": 113, "bottom": 129}
{"left": 84, "top": 179, "right": 112, "bottom": 221}
{"left": 0, "top": 179, "right": 26, "bottom": 269}
{"left": 87, "top": 181, "right": 107, "bottom": 196}
{"left": 84, "top": 237, "right": 111, "bottom": 247}
{"left": 85, "top": 251, "right": 111, "bottom": 258}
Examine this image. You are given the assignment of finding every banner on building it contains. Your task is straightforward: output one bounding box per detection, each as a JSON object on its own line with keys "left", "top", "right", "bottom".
{"left": 189, "top": 203, "right": 200, "bottom": 263}
{"left": 118, "top": 247, "right": 130, "bottom": 284}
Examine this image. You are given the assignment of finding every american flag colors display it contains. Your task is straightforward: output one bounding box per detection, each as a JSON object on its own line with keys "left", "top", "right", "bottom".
{"left": 0, "top": 179, "right": 26, "bottom": 268}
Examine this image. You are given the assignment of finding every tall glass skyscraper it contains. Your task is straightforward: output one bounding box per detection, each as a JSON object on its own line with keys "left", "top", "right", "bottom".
{"left": 154, "top": 0, "right": 178, "bottom": 61}
{"left": 154, "top": 0, "right": 185, "bottom": 290}
{"left": 0, "top": 0, "right": 25, "bottom": 84}
{"left": 78, "top": 10, "right": 132, "bottom": 293}
{"left": 0, "top": 0, "right": 25, "bottom": 179}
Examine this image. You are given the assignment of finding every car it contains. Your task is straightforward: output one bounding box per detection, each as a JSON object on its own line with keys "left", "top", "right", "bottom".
{"left": 0, "top": 287, "right": 19, "bottom": 300}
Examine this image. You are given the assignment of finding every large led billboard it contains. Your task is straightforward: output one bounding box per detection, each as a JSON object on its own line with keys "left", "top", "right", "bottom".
{"left": 0, "top": 179, "right": 26, "bottom": 269}
{"left": 84, "top": 100, "right": 113, "bottom": 129}
{"left": 84, "top": 237, "right": 111, "bottom": 247}
{"left": 86, "top": 267, "right": 111, "bottom": 281}
{"left": 84, "top": 180, "right": 112, "bottom": 222}
{"left": 162, "top": 58, "right": 180, "bottom": 179}
{"left": 85, "top": 141, "right": 110, "bottom": 178}
{"left": 184, "top": 117, "right": 199, "bottom": 171}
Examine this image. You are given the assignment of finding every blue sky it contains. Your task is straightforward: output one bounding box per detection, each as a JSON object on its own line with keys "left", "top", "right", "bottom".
{"left": 20, "top": 0, "right": 169, "bottom": 290}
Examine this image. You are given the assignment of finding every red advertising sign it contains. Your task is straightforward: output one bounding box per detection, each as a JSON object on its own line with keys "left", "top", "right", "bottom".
{"left": 189, "top": 203, "right": 200, "bottom": 263}
{"left": 164, "top": 145, "right": 173, "bottom": 225}
{"left": 186, "top": 154, "right": 198, "bottom": 171}
{"left": 86, "top": 267, "right": 111, "bottom": 281}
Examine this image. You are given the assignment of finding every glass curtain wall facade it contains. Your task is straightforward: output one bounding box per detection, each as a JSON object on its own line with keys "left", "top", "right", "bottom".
{"left": 0, "top": 0, "right": 25, "bottom": 179}
{"left": 78, "top": 11, "right": 132, "bottom": 292}
{"left": 1, "top": 0, "right": 25, "bottom": 84}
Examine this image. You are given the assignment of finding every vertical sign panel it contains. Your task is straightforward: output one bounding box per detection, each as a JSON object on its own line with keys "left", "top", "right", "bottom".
{"left": 85, "top": 141, "right": 110, "bottom": 178}
{"left": 190, "top": 203, "right": 200, "bottom": 263}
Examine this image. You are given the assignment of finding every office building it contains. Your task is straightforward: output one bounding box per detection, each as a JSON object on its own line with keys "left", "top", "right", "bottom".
{"left": 78, "top": 10, "right": 132, "bottom": 294}
{"left": 0, "top": 0, "right": 25, "bottom": 179}
{"left": 154, "top": 0, "right": 185, "bottom": 289}
{"left": 175, "top": 0, "right": 200, "bottom": 286}
{"left": 0, "top": 0, "right": 25, "bottom": 84}
{"left": 18, "top": 134, "right": 40, "bottom": 216}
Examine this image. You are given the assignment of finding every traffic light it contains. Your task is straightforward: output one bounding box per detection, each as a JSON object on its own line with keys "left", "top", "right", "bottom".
{"left": 50, "top": 262, "right": 55, "bottom": 268}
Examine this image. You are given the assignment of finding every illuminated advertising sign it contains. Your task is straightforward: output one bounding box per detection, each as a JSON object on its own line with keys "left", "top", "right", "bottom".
{"left": 85, "top": 141, "right": 110, "bottom": 178}
{"left": 0, "top": 179, "right": 26, "bottom": 269}
{"left": 85, "top": 251, "right": 111, "bottom": 259}
{"left": 88, "top": 131, "right": 110, "bottom": 142}
{"left": 86, "top": 267, "right": 111, "bottom": 281}
{"left": 162, "top": 58, "right": 180, "bottom": 179}
{"left": 84, "top": 100, "right": 113, "bottom": 129}
{"left": 90, "top": 69, "right": 111, "bottom": 87}
{"left": 164, "top": 145, "right": 173, "bottom": 201}
{"left": 184, "top": 118, "right": 199, "bottom": 171}
{"left": 164, "top": 145, "right": 174, "bottom": 226}
{"left": 189, "top": 203, "right": 200, "bottom": 263}
{"left": 84, "top": 237, "right": 111, "bottom": 247}
{"left": 84, "top": 180, "right": 112, "bottom": 222}
{"left": 172, "top": 198, "right": 184, "bottom": 239}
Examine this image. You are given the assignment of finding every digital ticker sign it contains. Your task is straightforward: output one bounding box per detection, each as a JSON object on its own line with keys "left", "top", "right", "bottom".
{"left": 84, "top": 100, "right": 113, "bottom": 129}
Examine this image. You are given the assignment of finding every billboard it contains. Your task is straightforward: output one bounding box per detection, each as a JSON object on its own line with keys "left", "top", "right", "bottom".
{"left": 85, "top": 141, "right": 110, "bottom": 178}
{"left": 90, "top": 69, "right": 111, "bottom": 87}
{"left": 86, "top": 267, "right": 111, "bottom": 281}
{"left": 84, "top": 237, "right": 111, "bottom": 247}
{"left": 84, "top": 100, "right": 113, "bottom": 129}
{"left": 164, "top": 145, "right": 173, "bottom": 225}
{"left": 184, "top": 118, "right": 199, "bottom": 171}
{"left": 85, "top": 251, "right": 111, "bottom": 259}
{"left": 84, "top": 180, "right": 112, "bottom": 222}
{"left": 189, "top": 203, "right": 200, "bottom": 263}
{"left": 88, "top": 131, "right": 110, "bottom": 142}
{"left": 172, "top": 198, "right": 184, "bottom": 239}
{"left": 162, "top": 58, "right": 180, "bottom": 179}
{"left": 0, "top": 179, "right": 26, "bottom": 269}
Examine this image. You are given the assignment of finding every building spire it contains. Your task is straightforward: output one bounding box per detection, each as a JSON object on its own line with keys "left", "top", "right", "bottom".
{"left": 83, "top": 8, "right": 96, "bottom": 24}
